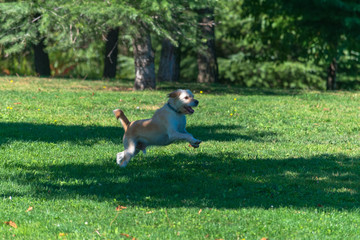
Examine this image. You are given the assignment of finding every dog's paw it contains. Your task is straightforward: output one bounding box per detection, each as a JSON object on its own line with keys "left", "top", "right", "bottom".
{"left": 190, "top": 140, "right": 202, "bottom": 148}
{"left": 116, "top": 152, "right": 128, "bottom": 167}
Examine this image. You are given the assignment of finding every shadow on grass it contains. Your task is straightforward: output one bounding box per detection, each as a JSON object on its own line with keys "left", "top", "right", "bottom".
{"left": 0, "top": 122, "right": 123, "bottom": 146}
{"left": 2, "top": 121, "right": 358, "bottom": 210}
{"left": 0, "top": 122, "right": 276, "bottom": 145}
{"left": 3, "top": 152, "right": 360, "bottom": 210}
{"left": 187, "top": 125, "right": 277, "bottom": 142}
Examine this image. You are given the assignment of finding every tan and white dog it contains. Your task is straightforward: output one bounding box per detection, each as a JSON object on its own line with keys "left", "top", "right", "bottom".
{"left": 113, "top": 89, "right": 202, "bottom": 167}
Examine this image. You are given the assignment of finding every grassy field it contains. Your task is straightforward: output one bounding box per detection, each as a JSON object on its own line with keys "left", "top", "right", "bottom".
{"left": 1, "top": 76, "right": 360, "bottom": 239}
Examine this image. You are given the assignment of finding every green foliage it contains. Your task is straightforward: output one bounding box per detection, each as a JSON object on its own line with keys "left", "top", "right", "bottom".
{"left": 219, "top": 55, "right": 325, "bottom": 89}
{"left": 0, "top": 2, "right": 36, "bottom": 54}
{"left": 1, "top": 0, "right": 360, "bottom": 89}
{"left": 214, "top": 0, "right": 360, "bottom": 88}
{"left": 215, "top": 0, "right": 326, "bottom": 89}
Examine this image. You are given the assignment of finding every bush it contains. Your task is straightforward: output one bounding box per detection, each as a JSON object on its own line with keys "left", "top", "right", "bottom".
{"left": 218, "top": 53, "right": 326, "bottom": 89}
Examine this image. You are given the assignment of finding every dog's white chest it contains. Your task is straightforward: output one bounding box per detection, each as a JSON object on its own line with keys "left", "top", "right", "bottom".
{"left": 169, "top": 115, "right": 186, "bottom": 132}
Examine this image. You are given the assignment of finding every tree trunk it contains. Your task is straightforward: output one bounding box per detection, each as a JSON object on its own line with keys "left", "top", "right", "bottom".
{"left": 34, "top": 38, "right": 50, "bottom": 77}
{"left": 133, "top": 22, "right": 156, "bottom": 90}
{"left": 103, "top": 28, "right": 119, "bottom": 78}
{"left": 157, "top": 38, "right": 181, "bottom": 82}
{"left": 197, "top": 8, "right": 218, "bottom": 83}
{"left": 327, "top": 58, "right": 337, "bottom": 90}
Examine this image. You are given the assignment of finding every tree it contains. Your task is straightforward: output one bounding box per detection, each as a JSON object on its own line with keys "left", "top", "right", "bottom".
{"left": 103, "top": 28, "right": 119, "bottom": 79}
{"left": 133, "top": 21, "right": 156, "bottom": 90}
{"left": 0, "top": 2, "right": 51, "bottom": 76}
{"left": 197, "top": 8, "right": 218, "bottom": 83}
{"left": 33, "top": 38, "right": 51, "bottom": 76}
{"left": 277, "top": 0, "right": 360, "bottom": 90}
{"left": 1, "top": 0, "right": 218, "bottom": 88}
{"left": 243, "top": 0, "right": 360, "bottom": 90}
{"left": 157, "top": 38, "right": 181, "bottom": 82}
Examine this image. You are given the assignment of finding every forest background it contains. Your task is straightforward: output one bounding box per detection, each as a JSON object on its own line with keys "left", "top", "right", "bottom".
{"left": 1, "top": 0, "right": 360, "bottom": 90}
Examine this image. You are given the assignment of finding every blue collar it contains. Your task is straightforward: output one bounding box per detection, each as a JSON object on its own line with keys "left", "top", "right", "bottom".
{"left": 167, "top": 103, "right": 181, "bottom": 114}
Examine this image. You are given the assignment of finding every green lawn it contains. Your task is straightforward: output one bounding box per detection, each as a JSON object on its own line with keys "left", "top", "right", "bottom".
{"left": 1, "top": 76, "right": 360, "bottom": 239}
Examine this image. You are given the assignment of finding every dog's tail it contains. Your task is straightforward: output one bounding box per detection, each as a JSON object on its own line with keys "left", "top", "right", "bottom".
{"left": 113, "top": 109, "right": 130, "bottom": 132}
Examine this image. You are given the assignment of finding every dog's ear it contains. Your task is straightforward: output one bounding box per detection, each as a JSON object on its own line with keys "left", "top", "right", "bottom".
{"left": 168, "top": 90, "right": 181, "bottom": 98}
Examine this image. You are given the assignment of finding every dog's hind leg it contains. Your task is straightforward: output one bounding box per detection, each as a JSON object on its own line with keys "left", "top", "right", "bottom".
{"left": 116, "top": 140, "right": 138, "bottom": 167}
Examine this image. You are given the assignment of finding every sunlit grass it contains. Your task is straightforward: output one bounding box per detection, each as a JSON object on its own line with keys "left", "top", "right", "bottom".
{"left": 1, "top": 76, "right": 360, "bottom": 239}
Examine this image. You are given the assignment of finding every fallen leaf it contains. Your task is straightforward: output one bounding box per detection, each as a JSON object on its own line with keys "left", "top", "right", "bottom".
{"left": 120, "top": 233, "right": 137, "bottom": 240}
{"left": 25, "top": 206, "right": 33, "bottom": 212}
{"left": 13, "top": 102, "right": 21, "bottom": 105}
{"left": 59, "top": 232, "right": 68, "bottom": 237}
{"left": 260, "top": 238, "right": 269, "bottom": 240}
{"left": 146, "top": 211, "right": 154, "bottom": 214}
{"left": 4, "top": 221, "right": 17, "bottom": 228}
{"left": 116, "top": 205, "right": 127, "bottom": 211}
{"left": 198, "top": 209, "right": 202, "bottom": 214}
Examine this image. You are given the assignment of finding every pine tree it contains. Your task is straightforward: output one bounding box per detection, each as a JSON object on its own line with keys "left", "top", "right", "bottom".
{"left": 196, "top": 8, "right": 218, "bottom": 83}
{"left": 103, "top": 28, "right": 119, "bottom": 79}
{"left": 0, "top": 2, "right": 51, "bottom": 76}
{"left": 157, "top": 38, "right": 181, "bottom": 82}
{"left": 1, "top": 0, "right": 218, "bottom": 88}
{"left": 133, "top": 22, "right": 156, "bottom": 90}
{"left": 243, "top": 0, "right": 360, "bottom": 90}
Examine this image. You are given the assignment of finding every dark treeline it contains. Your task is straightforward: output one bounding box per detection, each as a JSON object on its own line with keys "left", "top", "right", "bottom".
{"left": 1, "top": 0, "right": 360, "bottom": 90}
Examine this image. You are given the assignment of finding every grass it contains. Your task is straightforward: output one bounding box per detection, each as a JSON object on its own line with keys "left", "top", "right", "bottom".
{"left": 1, "top": 76, "right": 360, "bottom": 239}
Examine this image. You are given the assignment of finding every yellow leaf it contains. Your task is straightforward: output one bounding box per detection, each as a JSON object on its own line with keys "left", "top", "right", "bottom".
{"left": 4, "top": 221, "right": 17, "bottom": 228}
{"left": 120, "top": 233, "right": 137, "bottom": 239}
{"left": 26, "top": 206, "right": 33, "bottom": 212}
{"left": 116, "top": 205, "right": 127, "bottom": 211}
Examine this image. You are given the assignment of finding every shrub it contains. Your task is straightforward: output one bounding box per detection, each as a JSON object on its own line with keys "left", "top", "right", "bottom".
{"left": 219, "top": 53, "right": 326, "bottom": 89}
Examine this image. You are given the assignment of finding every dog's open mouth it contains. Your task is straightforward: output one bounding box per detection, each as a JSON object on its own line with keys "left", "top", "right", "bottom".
{"left": 184, "top": 106, "right": 194, "bottom": 114}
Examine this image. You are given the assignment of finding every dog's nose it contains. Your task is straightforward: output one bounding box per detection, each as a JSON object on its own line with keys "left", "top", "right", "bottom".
{"left": 194, "top": 100, "right": 199, "bottom": 106}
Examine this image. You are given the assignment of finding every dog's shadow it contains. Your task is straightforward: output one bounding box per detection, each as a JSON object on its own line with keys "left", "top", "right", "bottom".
{"left": 4, "top": 153, "right": 360, "bottom": 210}
{"left": 187, "top": 124, "right": 277, "bottom": 142}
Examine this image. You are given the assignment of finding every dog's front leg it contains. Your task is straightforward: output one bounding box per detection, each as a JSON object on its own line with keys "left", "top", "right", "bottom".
{"left": 169, "top": 131, "right": 202, "bottom": 148}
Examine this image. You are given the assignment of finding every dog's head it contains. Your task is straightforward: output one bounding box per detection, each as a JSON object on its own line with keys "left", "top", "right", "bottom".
{"left": 168, "top": 89, "right": 199, "bottom": 114}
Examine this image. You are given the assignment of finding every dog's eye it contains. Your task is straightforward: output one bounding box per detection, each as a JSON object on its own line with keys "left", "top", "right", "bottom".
{"left": 184, "top": 96, "right": 189, "bottom": 100}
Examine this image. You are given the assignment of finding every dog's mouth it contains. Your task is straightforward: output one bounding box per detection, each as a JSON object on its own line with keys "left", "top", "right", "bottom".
{"left": 184, "top": 106, "right": 195, "bottom": 114}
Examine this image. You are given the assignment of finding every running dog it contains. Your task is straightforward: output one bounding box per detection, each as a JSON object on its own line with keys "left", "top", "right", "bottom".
{"left": 113, "top": 89, "right": 202, "bottom": 167}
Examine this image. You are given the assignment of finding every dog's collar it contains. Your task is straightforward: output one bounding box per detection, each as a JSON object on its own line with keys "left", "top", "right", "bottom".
{"left": 167, "top": 103, "right": 181, "bottom": 114}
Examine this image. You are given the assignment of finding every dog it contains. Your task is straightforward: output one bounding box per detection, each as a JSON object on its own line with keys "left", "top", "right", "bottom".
{"left": 113, "top": 89, "right": 202, "bottom": 167}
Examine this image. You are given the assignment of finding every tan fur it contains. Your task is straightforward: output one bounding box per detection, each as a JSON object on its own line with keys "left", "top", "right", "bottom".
{"left": 113, "top": 89, "right": 201, "bottom": 167}
{"left": 168, "top": 90, "right": 182, "bottom": 99}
